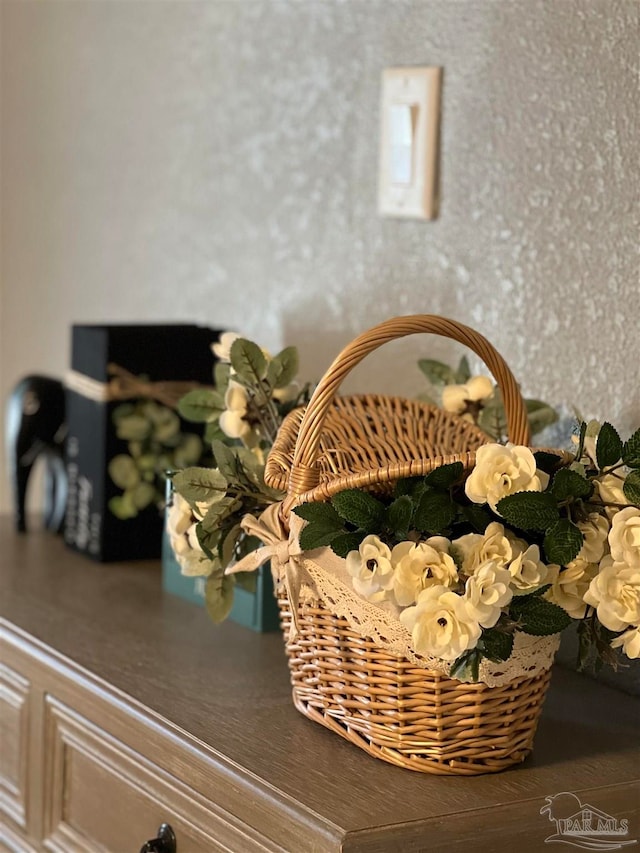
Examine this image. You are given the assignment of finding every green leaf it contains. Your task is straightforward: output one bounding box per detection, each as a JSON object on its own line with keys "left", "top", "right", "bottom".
{"left": 623, "top": 470, "right": 640, "bottom": 505}
{"left": 480, "top": 629, "right": 514, "bottom": 663}
{"left": 573, "top": 421, "right": 587, "bottom": 462}
{"left": 299, "top": 522, "right": 341, "bottom": 551}
{"left": 478, "top": 401, "right": 508, "bottom": 441}
{"left": 395, "top": 477, "right": 427, "bottom": 500}
{"left": 496, "top": 491, "right": 560, "bottom": 532}
{"left": 511, "top": 596, "right": 572, "bottom": 636}
{"left": 214, "top": 362, "right": 231, "bottom": 392}
{"left": 293, "top": 501, "right": 344, "bottom": 528}
{"left": 330, "top": 532, "right": 366, "bottom": 558}
{"left": 417, "top": 359, "right": 457, "bottom": 386}
{"left": 204, "top": 421, "right": 226, "bottom": 444}
{"left": 177, "top": 389, "right": 225, "bottom": 423}
{"left": 205, "top": 571, "right": 235, "bottom": 623}
{"left": 534, "top": 451, "right": 563, "bottom": 475}
{"left": 449, "top": 648, "right": 481, "bottom": 682}
{"left": 234, "top": 571, "right": 257, "bottom": 594}
{"left": 461, "top": 504, "right": 493, "bottom": 533}
{"left": 211, "top": 440, "right": 241, "bottom": 482}
{"left": 230, "top": 338, "right": 267, "bottom": 383}
{"left": 111, "top": 403, "right": 135, "bottom": 422}
{"left": 108, "top": 454, "right": 140, "bottom": 489}
{"left": 622, "top": 428, "right": 640, "bottom": 468}
{"left": 199, "top": 497, "right": 239, "bottom": 532}
{"left": 115, "top": 414, "right": 151, "bottom": 442}
{"left": 172, "top": 466, "right": 227, "bottom": 504}
{"left": 266, "top": 346, "right": 299, "bottom": 389}
{"left": 596, "top": 422, "right": 623, "bottom": 470}
{"left": 413, "top": 490, "right": 456, "bottom": 535}
{"left": 543, "top": 520, "right": 584, "bottom": 565}
{"left": 456, "top": 355, "right": 471, "bottom": 383}
{"left": 525, "top": 399, "right": 558, "bottom": 435}
{"left": 108, "top": 493, "right": 138, "bottom": 520}
{"left": 550, "top": 468, "right": 593, "bottom": 500}
{"left": 331, "top": 490, "right": 385, "bottom": 532}
{"left": 173, "top": 434, "right": 203, "bottom": 468}
{"left": 131, "top": 482, "right": 156, "bottom": 510}
{"left": 385, "top": 495, "right": 414, "bottom": 538}
{"left": 424, "top": 461, "right": 464, "bottom": 490}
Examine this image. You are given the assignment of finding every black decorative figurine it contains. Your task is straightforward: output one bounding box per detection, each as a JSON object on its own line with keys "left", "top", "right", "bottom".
{"left": 5, "top": 375, "right": 67, "bottom": 533}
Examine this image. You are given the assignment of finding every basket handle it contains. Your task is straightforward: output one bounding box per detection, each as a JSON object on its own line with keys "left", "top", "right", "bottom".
{"left": 287, "top": 315, "right": 530, "bottom": 498}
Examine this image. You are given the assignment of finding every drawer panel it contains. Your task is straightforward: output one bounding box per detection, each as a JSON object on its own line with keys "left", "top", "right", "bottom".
{"left": 0, "top": 663, "right": 30, "bottom": 829}
{"left": 43, "top": 696, "right": 264, "bottom": 853}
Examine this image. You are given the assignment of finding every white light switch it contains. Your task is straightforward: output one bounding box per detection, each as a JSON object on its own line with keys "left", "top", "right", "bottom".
{"left": 378, "top": 67, "right": 442, "bottom": 219}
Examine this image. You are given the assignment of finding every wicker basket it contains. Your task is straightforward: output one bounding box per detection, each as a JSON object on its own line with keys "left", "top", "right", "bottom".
{"left": 264, "top": 315, "right": 556, "bottom": 775}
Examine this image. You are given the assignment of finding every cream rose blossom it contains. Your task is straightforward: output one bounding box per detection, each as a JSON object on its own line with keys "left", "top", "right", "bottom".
{"left": 166, "top": 493, "right": 215, "bottom": 577}
{"left": 219, "top": 381, "right": 252, "bottom": 440}
{"left": 464, "top": 444, "right": 549, "bottom": 512}
{"left": 463, "top": 561, "right": 513, "bottom": 628}
{"left": 577, "top": 513, "right": 610, "bottom": 563}
{"left": 399, "top": 585, "right": 482, "bottom": 661}
{"left": 583, "top": 556, "right": 640, "bottom": 631}
{"left": 211, "top": 331, "right": 241, "bottom": 363}
{"left": 611, "top": 625, "right": 640, "bottom": 659}
{"left": 608, "top": 507, "right": 640, "bottom": 568}
{"left": 391, "top": 538, "right": 458, "bottom": 606}
{"left": 442, "top": 375, "right": 494, "bottom": 416}
{"left": 346, "top": 535, "right": 394, "bottom": 602}
{"left": 507, "top": 543, "right": 552, "bottom": 593}
{"left": 452, "top": 522, "right": 514, "bottom": 574}
{"left": 546, "top": 558, "right": 597, "bottom": 619}
{"left": 595, "top": 472, "right": 627, "bottom": 507}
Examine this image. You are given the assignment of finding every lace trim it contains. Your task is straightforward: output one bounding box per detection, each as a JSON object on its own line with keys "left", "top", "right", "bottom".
{"left": 289, "top": 553, "right": 559, "bottom": 688}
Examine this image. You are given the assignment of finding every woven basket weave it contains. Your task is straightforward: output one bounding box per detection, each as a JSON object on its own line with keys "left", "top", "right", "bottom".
{"left": 265, "top": 315, "right": 556, "bottom": 775}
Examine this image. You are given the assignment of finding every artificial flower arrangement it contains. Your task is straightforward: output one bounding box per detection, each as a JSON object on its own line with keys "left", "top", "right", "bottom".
{"left": 294, "top": 420, "right": 640, "bottom": 679}
{"left": 167, "top": 331, "right": 639, "bottom": 679}
{"left": 166, "top": 333, "right": 312, "bottom": 621}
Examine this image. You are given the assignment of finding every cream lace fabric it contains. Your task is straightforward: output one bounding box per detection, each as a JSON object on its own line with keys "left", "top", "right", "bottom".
{"left": 236, "top": 504, "right": 560, "bottom": 688}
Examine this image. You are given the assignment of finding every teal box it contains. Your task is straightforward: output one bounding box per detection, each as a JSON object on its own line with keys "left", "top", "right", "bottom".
{"left": 161, "top": 530, "right": 280, "bottom": 632}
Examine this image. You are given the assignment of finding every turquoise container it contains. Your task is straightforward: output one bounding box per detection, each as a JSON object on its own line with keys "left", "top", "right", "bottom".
{"left": 161, "top": 483, "right": 280, "bottom": 632}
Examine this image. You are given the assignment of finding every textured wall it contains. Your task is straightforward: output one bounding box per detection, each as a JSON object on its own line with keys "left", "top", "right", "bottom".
{"left": 1, "top": 0, "right": 638, "bottom": 512}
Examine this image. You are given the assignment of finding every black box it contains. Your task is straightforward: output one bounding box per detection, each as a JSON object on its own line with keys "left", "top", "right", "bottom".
{"left": 64, "top": 324, "right": 219, "bottom": 561}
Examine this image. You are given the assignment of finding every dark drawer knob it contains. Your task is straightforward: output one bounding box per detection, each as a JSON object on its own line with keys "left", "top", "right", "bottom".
{"left": 139, "top": 823, "right": 177, "bottom": 853}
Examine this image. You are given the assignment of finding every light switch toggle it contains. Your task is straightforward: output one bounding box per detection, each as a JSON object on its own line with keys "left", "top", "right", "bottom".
{"left": 389, "top": 103, "right": 417, "bottom": 185}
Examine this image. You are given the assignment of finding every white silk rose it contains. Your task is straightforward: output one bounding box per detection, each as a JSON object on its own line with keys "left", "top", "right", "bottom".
{"left": 608, "top": 507, "right": 640, "bottom": 568}
{"left": 166, "top": 493, "right": 215, "bottom": 577}
{"left": 611, "top": 625, "right": 640, "bottom": 659}
{"left": 219, "top": 381, "right": 252, "bottom": 441}
{"left": 452, "top": 521, "right": 514, "bottom": 574}
{"left": 346, "top": 535, "right": 395, "bottom": 602}
{"left": 583, "top": 556, "right": 640, "bottom": 631}
{"left": 464, "top": 444, "right": 549, "bottom": 512}
{"left": 399, "top": 585, "right": 482, "bottom": 661}
{"left": 442, "top": 375, "right": 494, "bottom": 416}
{"left": 595, "top": 472, "right": 627, "bottom": 507}
{"left": 211, "top": 331, "right": 242, "bottom": 363}
{"left": 546, "top": 557, "right": 597, "bottom": 619}
{"left": 391, "top": 538, "right": 458, "bottom": 606}
{"left": 463, "top": 561, "right": 513, "bottom": 628}
{"left": 507, "top": 543, "right": 553, "bottom": 593}
{"left": 577, "top": 513, "right": 610, "bottom": 563}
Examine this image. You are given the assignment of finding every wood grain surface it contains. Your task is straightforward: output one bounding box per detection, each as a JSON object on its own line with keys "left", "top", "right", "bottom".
{"left": 1, "top": 518, "right": 638, "bottom": 852}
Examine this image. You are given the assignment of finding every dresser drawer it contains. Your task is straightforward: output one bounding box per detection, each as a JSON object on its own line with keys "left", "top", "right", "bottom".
{"left": 0, "top": 663, "right": 31, "bottom": 831}
{"left": 42, "top": 696, "right": 267, "bottom": 853}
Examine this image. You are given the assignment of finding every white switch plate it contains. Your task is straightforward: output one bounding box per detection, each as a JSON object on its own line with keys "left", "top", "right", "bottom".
{"left": 378, "top": 67, "right": 442, "bottom": 220}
